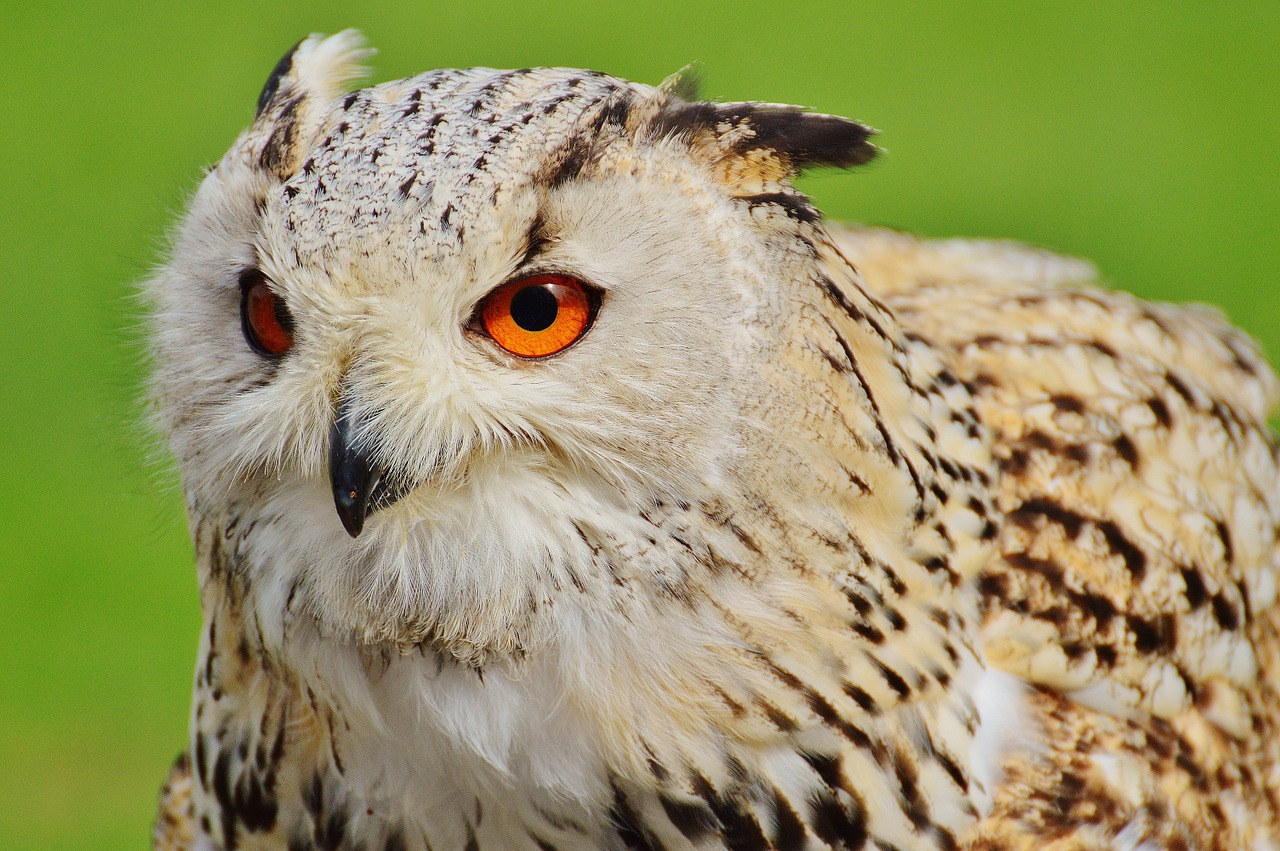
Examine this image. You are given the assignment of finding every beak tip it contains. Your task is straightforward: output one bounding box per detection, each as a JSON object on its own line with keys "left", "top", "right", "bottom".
{"left": 333, "top": 490, "right": 368, "bottom": 538}
{"left": 330, "top": 395, "right": 405, "bottom": 539}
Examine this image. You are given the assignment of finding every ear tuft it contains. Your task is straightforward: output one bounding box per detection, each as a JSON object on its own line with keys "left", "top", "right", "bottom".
{"left": 731, "top": 106, "right": 877, "bottom": 171}
{"left": 249, "top": 30, "right": 375, "bottom": 180}
{"left": 256, "top": 29, "right": 374, "bottom": 118}
{"left": 654, "top": 100, "right": 877, "bottom": 176}
{"left": 657, "top": 63, "right": 703, "bottom": 103}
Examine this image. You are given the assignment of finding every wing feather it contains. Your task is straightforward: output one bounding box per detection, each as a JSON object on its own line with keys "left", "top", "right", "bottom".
{"left": 836, "top": 225, "right": 1280, "bottom": 847}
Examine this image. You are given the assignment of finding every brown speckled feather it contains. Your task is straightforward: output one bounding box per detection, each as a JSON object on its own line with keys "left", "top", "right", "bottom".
{"left": 837, "top": 226, "right": 1280, "bottom": 848}
{"left": 154, "top": 753, "right": 196, "bottom": 851}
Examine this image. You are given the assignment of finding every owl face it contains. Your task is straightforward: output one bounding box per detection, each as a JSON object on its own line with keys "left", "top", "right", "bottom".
{"left": 148, "top": 32, "right": 876, "bottom": 659}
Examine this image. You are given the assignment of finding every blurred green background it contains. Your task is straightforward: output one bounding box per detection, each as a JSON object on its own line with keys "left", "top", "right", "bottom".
{"left": 2, "top": 1, "right": 1276, "bottom": 847}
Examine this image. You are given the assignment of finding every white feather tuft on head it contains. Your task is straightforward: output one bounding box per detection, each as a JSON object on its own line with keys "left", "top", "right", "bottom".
{"left": 290, "top": 29, "right": 376, "bottom": 102}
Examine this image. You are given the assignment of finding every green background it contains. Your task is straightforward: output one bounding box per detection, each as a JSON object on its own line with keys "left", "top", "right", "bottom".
{"left": 2, "top": 2, "right": 1276, "bottom": 847}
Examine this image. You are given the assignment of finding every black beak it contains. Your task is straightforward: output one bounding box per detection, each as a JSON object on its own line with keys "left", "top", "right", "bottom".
{"left": 329, "top": 397, "right": 406, "bottom": 538}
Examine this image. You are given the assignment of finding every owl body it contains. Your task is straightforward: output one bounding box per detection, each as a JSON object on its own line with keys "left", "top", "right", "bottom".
{"left": 150, "top": 32, "right": 1280, "bottom": 851}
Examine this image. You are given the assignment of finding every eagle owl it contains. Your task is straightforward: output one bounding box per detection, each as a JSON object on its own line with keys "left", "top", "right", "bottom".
{"left": 148, "top": 31, "right": 1280, "bottom": 851}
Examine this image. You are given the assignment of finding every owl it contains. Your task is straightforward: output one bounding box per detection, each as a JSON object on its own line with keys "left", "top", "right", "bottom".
{"left": 148, "top": 30, "right": 1280, "bottom": 851}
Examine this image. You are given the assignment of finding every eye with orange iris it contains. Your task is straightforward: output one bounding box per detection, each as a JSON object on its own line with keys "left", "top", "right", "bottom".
{"left": 475, "top": 274, "right": 597, "bottom": 358}
{"left": 240, "top": 270, "right": 295, "bottom": 357}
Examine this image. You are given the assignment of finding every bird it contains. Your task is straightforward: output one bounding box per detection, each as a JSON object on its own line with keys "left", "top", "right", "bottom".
{"left": 147, "top": 29, "right": 1280, "bottom": 851}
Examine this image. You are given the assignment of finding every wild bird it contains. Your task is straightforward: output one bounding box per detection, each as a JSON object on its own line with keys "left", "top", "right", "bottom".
{"left": 147, "top": 29, "right": 1280, "bottom": 851}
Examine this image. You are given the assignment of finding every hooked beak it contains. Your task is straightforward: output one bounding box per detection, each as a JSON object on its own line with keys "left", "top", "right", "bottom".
{"left": 329, "top": 397, "right": 408, "bottom": 538}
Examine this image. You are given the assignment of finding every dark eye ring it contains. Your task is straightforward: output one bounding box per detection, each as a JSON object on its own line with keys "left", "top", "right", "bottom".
{"left": 239, "top": 269, "right": 295, "bottom": 357}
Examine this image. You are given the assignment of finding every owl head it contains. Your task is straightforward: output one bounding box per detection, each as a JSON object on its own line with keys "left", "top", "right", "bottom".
{"left": 148, "top": 32, "right": 900, "bottom": 663}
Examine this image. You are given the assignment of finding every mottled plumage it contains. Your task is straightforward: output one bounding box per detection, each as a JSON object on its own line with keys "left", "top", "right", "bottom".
{"left": 148, "top": 31, "right": 1280, "bottom": 850}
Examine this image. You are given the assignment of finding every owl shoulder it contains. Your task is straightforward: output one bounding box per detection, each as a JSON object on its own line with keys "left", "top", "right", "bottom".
{"left": 836, "top": 224, "right": 1280, "bottom": 845}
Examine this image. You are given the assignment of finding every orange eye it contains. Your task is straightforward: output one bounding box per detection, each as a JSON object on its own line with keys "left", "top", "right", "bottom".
{"left": 476, "top": 274, "right": 596, "bottom": 358}
{"left": 240, "top": 271, "right": 295, "bottom": 357}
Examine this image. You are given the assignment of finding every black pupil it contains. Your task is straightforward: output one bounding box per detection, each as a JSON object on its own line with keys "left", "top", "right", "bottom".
{"left": 509, "top": 285, "right": 559, "bottom": 332}
{"left": 270, "top": 289, "right": 294, "bottom": 333}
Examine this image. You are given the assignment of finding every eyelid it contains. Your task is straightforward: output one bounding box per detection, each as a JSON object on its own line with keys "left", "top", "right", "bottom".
{"left": 469, "top": 268, "right": 605, "bottom": 323}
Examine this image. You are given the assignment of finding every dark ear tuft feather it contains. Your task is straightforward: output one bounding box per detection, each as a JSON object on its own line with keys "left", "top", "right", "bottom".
{"left": 733, "top": 107, "right": 877, "bottom": 170}
{"left": 653, "top": 100, "right": 877, "bottom": 174}
{"left": 256, "top": 39, "right": 304, "bottom": 117}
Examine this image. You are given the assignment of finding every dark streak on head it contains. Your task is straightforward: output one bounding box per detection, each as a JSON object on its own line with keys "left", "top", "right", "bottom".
{"left": 740, "top": 191, "right": 822, "bottom": 224}
{"left": 517, "top": 212, "right": 551, "bottom": 268}
{"left": 257, "top": 40, "right": 303, "bottom": 117}
{"left": 547, "top": 135, "right": 595, "bottom": 188}
{"left": 542, "top": 90, "right": 640, "bottom": 189}
{"left": 540, "top": 93, "right": 575, "bottom": 115}
{"left": 259, "top": 95, "right": 305, "bottom": 177}
{"left": 647, "top": 101, "right": 712, "bottom": 141}
{"left": 590, "top": 91, "right": 636, "bottom": 131}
